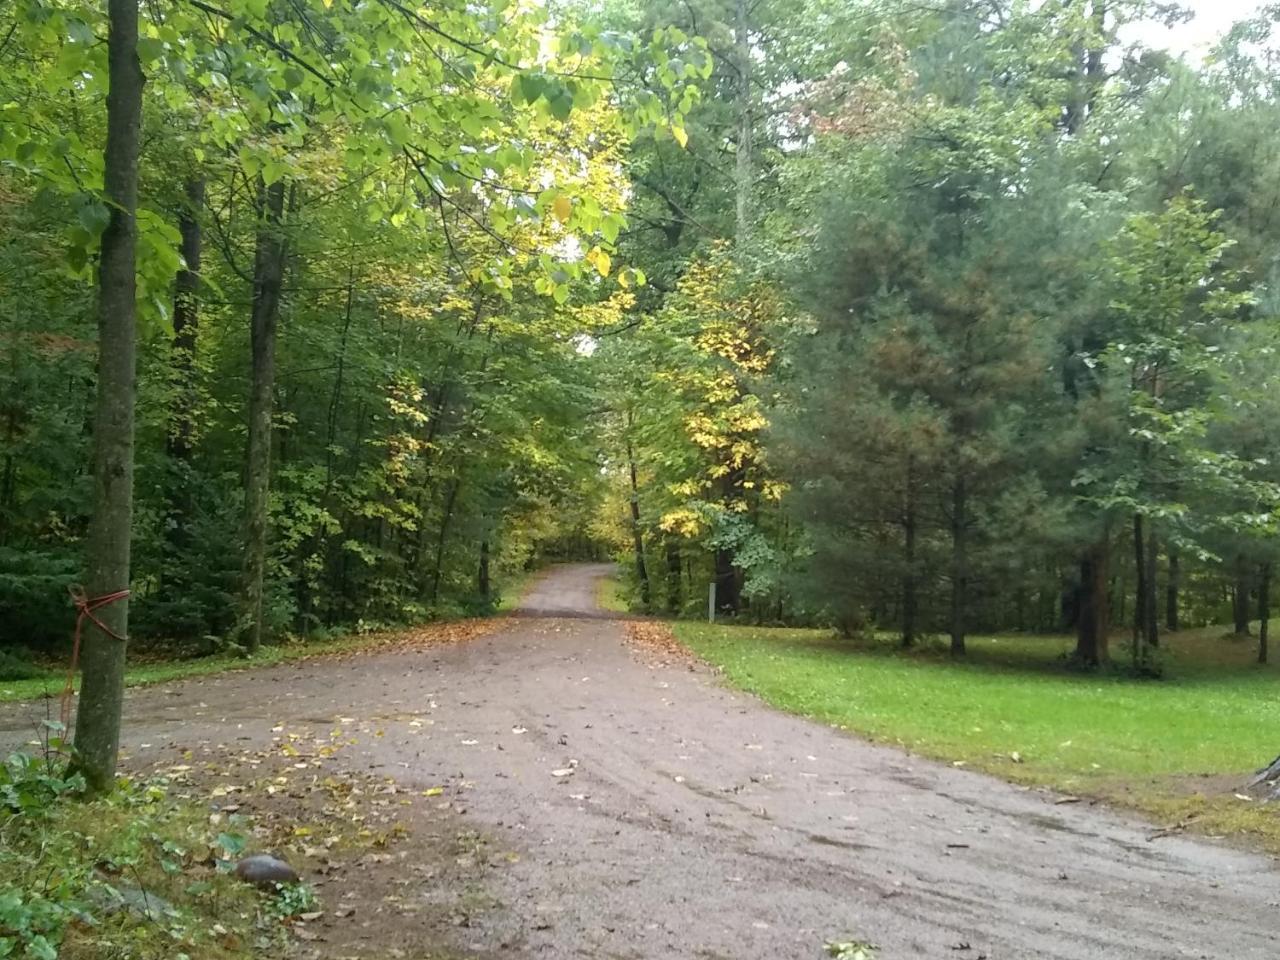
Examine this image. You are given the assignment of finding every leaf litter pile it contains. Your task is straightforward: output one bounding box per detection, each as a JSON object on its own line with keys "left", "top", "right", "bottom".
{"left": 283, "top": 617, "right": 499, "bottom": 665}
{"left": 622, "top": 619, "right": 702, "bottom": 669}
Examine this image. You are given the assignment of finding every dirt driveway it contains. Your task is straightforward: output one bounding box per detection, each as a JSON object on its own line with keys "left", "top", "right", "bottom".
{"left": 3, "top": 563, "right": 1277, "bottom": 959}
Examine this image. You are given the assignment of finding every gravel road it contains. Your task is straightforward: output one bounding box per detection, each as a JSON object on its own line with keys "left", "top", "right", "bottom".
{"left": 3, "top": 563, "right": 1276, "bottom": 959}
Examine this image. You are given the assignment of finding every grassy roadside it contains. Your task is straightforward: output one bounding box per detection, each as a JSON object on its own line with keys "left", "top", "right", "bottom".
{"left": 596, "top": 571, "right": 629, "bottom": 614}
{"left": 0, "top": 619, "right": 505, "bottom": 706}
{"left": 1, "top": 570, "right": 544, "bottom": 706}
{"left": 672, "top": 620, "right": 1280, "bottom": 852}
{"left": 495, "top": 567, "right": 542, "bottom": 613}
{"left": 0, "top": 563, "right": 545, "bottom": 706}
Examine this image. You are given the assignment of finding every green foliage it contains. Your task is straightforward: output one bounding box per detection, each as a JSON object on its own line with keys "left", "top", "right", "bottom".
{"left": 825, "top": 941, "right": 877, "bottom": 960}
{"left": 0, "top": 650, "right": 52, "bottom": 683}
{"left": 748, "top": 1, "right": 1280, "bottom": 657}
{"left": 265, "top": 882, "right": 316, "bottom": 921}
{"left": 0, "top": 0, "right": 705, "bottom": 655}
{"left": 0, "top": 744, "right": 86, "bottom": 818}
{"left": 0, "top": 550, "right": 79, "bottom": 652}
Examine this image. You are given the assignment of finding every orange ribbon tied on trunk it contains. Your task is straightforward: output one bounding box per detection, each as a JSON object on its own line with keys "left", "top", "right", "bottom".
{"left": 60, "top": 585, "right": 130, "bottom": 731}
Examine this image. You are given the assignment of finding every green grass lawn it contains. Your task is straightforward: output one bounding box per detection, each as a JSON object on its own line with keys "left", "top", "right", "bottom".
{"left": 0, "top": 632, "right": 409, "bottom": 704}
{"left": 674, "top": 620, "right": 1280, "bottom": 849}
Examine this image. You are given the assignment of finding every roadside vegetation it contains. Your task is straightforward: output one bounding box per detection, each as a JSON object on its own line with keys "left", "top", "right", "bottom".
{"left": 1, "top": 739, "right": 304, "bottom": 959}
{"left": 495, "top": 568, "right": 543, "bottom": 614}
{"left": 0, "top": 618, "right": 497, "bottom": 705}
{"left": 596, "top": 575, "right": 631, "bottom": 615}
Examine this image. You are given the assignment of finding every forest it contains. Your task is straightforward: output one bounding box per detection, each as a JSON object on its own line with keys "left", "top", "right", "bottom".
{"left": 5, "top": 0, "right": 1280, "bottom": 780}
{"left": 6, "top": 1, "right": 1280, "bottom": 958}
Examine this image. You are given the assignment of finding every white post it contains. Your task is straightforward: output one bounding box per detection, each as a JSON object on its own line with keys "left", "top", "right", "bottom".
{"left": 708, "top": 582, "right": 716, "bottom": 622}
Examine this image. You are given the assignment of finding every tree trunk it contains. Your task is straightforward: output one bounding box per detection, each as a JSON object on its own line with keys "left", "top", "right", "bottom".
{"left": 168, "top": 177, "right": 203, "bottom": 466}
{"left": 1259, "top": 562, "right": 1271, "bottom": 666}
{"left": 902, "top": 475, "right": 917, "bottom": 648}
{"left": 714, "top": 546, "right": 740, "bottom": 616}
{"left": 0, "top": 401, "right": 18, "bottom": 547}
{"left": 1165, "top": 545, "right": 1180, "bottom": 632}
{"left": 429, "top": 477, "right": 461, "bottom": 603}
{"left": 625, "top": 428, "right": 650, "bottom": 610}
{"left": 1064, "top": 1, "right": 1107, "bottom": 133}
{"left": 478, "top": 539, "right": 490, "bottom": 601}
{"left": 325, "top": 260, "right": 356, "bottom": 491}
{"left": 1132, "top": 514, "right": 1148, "bottom": 670}
{"left": 72, "top": 0, "right": 144, "bottom": 795}
{"left": 241, "top": 177, "right": 288, "bottom": 654}
{"left": 733, "top": 0, "right": 752, "bottom": 243}
{"left": 165, "top": 177, "right": 203, "bottom": 563}
{"left": 714, "top": 467, "right": 742, "bottom": 615}
{"left": 1074, "top": 537, "right": 1110, "bottom": 666}
{"left": 949, "top": 475, "right": 967, "bottom": 657}
{"left": 665, "top": 539, "right": 681, "bottom": 615}
{"left": 1144, "top": 525, "right": 1158, "bottom": 648}
{"left": 1233, "top": 555, "right": 1252, "bottom": 636}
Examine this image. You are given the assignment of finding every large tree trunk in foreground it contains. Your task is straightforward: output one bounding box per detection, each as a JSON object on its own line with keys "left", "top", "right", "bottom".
{"left": 241, "top": 178, "right": 288, "bottom": 654}
{"left": 73, "top": 0, "right": 144, "bottom": 795}
{"left": 1165, "top": 545, "right": 1180, "bottom": 632}
{"left": 1074, "top": 537, "right": 1110, "bottom": 666}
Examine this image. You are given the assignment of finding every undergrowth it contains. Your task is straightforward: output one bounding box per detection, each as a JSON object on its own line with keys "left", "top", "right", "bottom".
{"left": 0, "top": 727, "right": 310, "bottom": 959}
